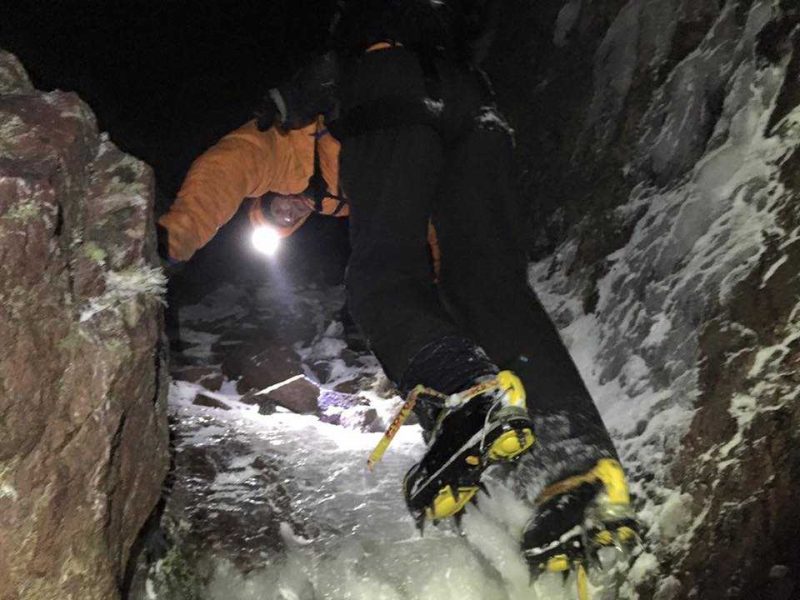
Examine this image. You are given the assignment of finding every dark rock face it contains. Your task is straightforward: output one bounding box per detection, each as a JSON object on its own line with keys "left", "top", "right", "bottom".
{"left": 193, "top": 393, "right": 232, "bottom": 410}
{"left": 173, "top": 365, "right": 225, "bottom": 391}
{"left": 489, "top": 1, "right": 799, "bottom": 598}
{"left": 0, "top": 50, "right": 169, "bottom": 599}
{"left": 673, "top": 143, "right": 800, "bottom": 599}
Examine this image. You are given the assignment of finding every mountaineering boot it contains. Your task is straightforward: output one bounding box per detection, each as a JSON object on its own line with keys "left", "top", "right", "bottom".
{"left": 403, "top": 371, "right": 535, "bottom": 527}
{"left": 522, "top": 459, "right": 639, "bottom": 577}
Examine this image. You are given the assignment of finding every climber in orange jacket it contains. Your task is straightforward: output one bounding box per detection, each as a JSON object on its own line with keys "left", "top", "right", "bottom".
{"left": 158, "top": 116, "right": 342, "bottom": 262}
{"left": 158, "top": 117, "right": 440, "bottom": 272}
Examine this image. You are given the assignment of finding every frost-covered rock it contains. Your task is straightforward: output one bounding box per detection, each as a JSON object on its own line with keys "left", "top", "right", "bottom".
{"left": 490, "top": 1, "right": 799, "bottom": 597}
{"left": 0, "top": 50, "right": 168, "bottom": 599}
{"left": 318, "top": 389, "right": 380, "bottom": 431}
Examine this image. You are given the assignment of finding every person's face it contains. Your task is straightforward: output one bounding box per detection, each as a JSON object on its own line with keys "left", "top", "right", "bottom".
{"left": 269, "top": 195, "right": 313, "bottom": 227}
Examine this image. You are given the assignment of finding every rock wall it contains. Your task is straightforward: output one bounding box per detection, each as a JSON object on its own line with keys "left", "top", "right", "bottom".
{"left": 488, "top": 1, "right": 799, "bottom": 598}
{"left": 0, "top": 51, "right": 169, "bottom": 600}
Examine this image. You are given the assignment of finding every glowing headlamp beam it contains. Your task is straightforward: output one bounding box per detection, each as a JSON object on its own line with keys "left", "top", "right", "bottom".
{"left": 252, "top": 226, "right": 281, "bottom": 256}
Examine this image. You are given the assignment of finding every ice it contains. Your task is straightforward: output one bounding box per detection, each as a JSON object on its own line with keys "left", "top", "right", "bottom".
{"left": 279, "top": 522, "right": 313, "bottom": 547}
{"left": 627, "top": 553, "right": 658, "bottom": 587}
{"left": 760, "top": 254, "right": 788, "bottom": 287}
{"left": 304, "top": 336, "right": 347, "bottom": 360}
{"left": 0, "top": 483, "right": 18, "bottom": 501}
{"left": 179, "top": 328, "right": 222, "bottom": 358}
{"left": 157, "top": 349, "right": 592, "bottom": 600}
{"left": 477, "top": 106, "right": 514, "bottom": 138}
{"left": 167, "top": 385, "right": 546, "bottom": 599}
{"left": 650, "top": 492, "right": 693, "bottom": 542}
{"left": 583, "top": 0, "right": 640, "bottom": 147}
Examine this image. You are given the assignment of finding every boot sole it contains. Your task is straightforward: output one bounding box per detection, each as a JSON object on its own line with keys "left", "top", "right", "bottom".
{"left": 406, "top": 407, "right": 535, "bottom": 521}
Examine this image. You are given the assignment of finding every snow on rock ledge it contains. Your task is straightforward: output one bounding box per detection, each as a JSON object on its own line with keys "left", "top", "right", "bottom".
{"left": 0, "top": 50, "right": 169, "bottom": 599}
{"left": 492, "top": 0, "right": 800, "bottom": 600}
{"left": 491, "top": 2, "right": 800, "bottom": 598}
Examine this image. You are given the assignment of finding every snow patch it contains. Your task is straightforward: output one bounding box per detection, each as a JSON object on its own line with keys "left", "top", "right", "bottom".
{"left": 0, "top": 483, "right": 18, "bottom": 501}
{"left": 80, "top": 265, "right": 166, "bottom": 322}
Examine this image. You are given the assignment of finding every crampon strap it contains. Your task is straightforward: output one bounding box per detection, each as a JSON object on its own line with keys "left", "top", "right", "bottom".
{"left": 367, "top": 378, "right": 503, "bottom": 470}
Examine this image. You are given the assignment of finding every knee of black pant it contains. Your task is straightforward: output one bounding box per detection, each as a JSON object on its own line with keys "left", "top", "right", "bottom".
{"left": 346, "top": 243, "right": 432, "bottom": 306}
{"left": 438, "top": 262, "right": 530, "bottom": 311}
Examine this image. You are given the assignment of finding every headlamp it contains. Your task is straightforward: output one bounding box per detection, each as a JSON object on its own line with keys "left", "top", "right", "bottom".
{"left": 251, "top": 226, "right": 281, "bottom": 256}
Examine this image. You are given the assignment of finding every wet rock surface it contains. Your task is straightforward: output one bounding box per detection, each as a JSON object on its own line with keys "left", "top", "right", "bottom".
{"left": 0, "top": 50, "right": 168, "bottom": 599}
{"left": 164, "top": 415, "right": 320, "bottom": 572}
{"left": 193, "top": 393, "right": 232, "bottom": 410}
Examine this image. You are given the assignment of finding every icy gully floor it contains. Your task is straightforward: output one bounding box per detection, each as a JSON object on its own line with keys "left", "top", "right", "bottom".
{"left": 159, "top": 281, "right": 604, "bottom": 600}
{"left": 168, "top": 382, "right": 606, "bottom": 600}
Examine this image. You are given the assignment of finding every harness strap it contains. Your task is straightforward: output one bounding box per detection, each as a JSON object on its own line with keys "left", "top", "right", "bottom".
{"left": 328, "top": 94, "right": 444, "bottom": 140}
{"left": 310, "top": 131, "right": 348, "bottom": 213}
{"left": 329, "top": 196, "right": 348, "bottom": 216}
{"left": 366, "top": 40, "right": 403, "bottom": 52}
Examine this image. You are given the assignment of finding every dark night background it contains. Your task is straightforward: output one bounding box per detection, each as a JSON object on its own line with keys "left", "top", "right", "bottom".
{"left": 1, "top": 0, "right": 351, "bottom": 290}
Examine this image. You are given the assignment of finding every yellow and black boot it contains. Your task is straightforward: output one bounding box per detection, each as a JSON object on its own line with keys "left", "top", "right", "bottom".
{"left": 522, "top": 459, "right": 639, "bottom": 581}
{"left": 403, "top": 371, "right": 535, "bottom": 529}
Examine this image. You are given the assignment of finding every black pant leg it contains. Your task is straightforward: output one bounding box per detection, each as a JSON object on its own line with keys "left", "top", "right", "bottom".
{"left": 434, "top": 102, "right": 618, "bottom": 486}
{"left": 341, "top": 123, "right": 459, "bottom": 382}
{"left": 339, "top": 48, "right": 497, "bottom": 391}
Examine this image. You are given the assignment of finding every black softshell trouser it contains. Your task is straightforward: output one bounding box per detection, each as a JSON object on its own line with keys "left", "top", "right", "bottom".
{"left": 339, "top": 47, "right": 617, "bottom": 488}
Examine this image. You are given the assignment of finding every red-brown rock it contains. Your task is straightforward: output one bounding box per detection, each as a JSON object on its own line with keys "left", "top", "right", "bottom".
{"left": 258, "top": 376, "right": 320, "bottom": 415}
{"left": 192, "top": 393, "right": 232, "bottom": 410}
{"left": 0, "top": 50, "right": 169, "bottom": 600}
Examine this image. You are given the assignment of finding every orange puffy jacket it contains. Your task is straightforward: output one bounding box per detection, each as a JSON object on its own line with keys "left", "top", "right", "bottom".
{"left": 159, "top": 117, "right": 341, "bottom": 261}
{"left": 159, "top": 116, "right": 441, "bottom": 273}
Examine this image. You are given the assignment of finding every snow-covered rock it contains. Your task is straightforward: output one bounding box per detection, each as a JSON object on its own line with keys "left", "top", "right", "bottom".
{"left": 489, "top": 1, "right": 799, "bottom": 597}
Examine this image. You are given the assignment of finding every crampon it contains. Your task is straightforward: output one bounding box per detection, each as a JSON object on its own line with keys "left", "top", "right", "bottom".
{"left": 368, "top": 370, "right": 535, "bottom": 532}
{"left": 523, "top": 459, "right": 641, "bottom": 599}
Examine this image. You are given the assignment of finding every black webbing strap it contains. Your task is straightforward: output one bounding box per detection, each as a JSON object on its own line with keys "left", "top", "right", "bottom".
{"left": 328, "top": 94, "right": 444, "bottom": 140}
